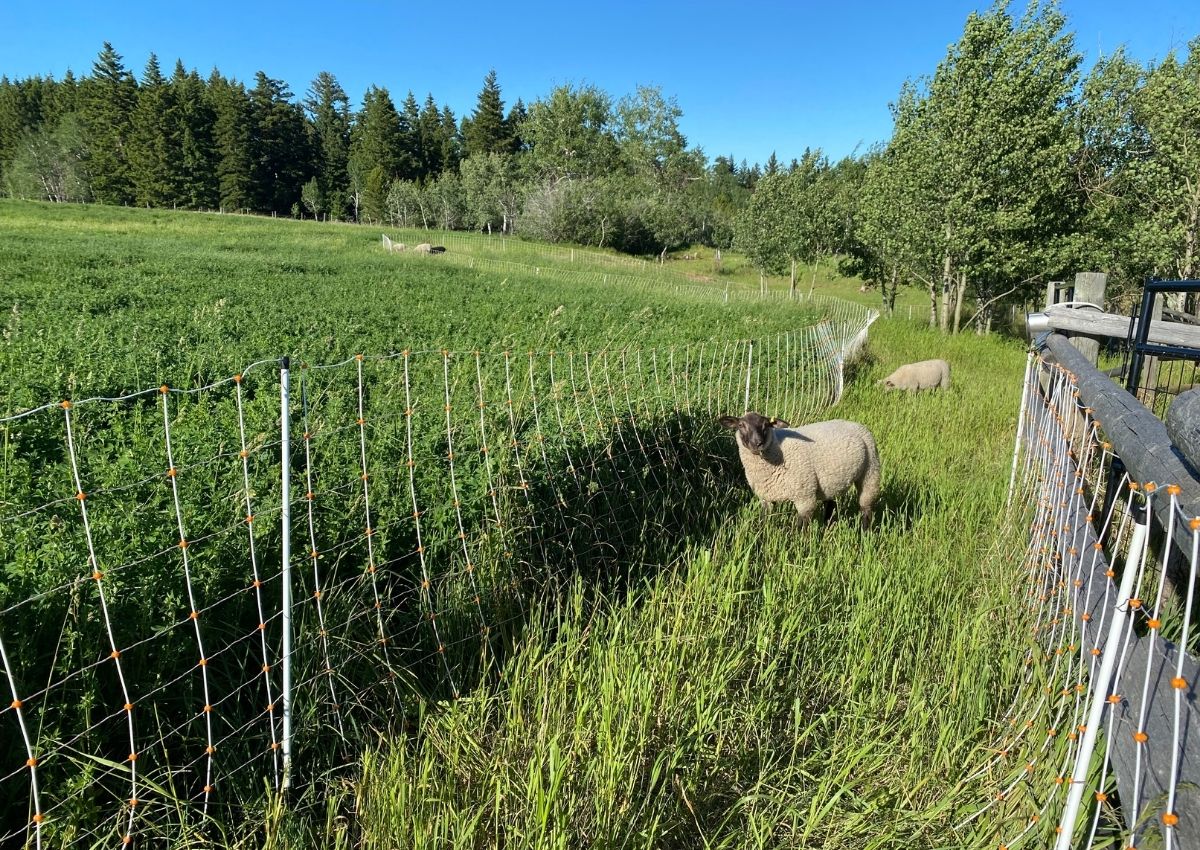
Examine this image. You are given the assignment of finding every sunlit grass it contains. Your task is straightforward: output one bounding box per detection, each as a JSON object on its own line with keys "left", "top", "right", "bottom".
{"left": 0, "top": 200, "right": 1054, "bottom": 848}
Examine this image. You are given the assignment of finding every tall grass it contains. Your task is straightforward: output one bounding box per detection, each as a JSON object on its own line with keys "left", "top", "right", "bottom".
{"left": 0, "top": 201, "right": 1049, "bottom": 848}
{"left": 266, "top": 321, "right": 1042, "bottom": 849}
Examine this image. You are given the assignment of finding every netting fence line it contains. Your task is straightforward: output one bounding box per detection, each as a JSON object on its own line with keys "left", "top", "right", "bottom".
{"left": 379, "top": 232, "right": 872, "bottom": 315}
{"left": 974, "top": 335, "right": 1200, "bottom": 849}
{"left": 0, "top": 303, "right": 877, "bottom": 849}
{"left": 381, "top": 230, "right": 662, "bottom": 274}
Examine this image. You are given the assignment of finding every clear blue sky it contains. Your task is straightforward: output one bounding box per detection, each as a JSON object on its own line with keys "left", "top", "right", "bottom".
{"left": 1, "top": 1, "right": 1195, "bottom": 167}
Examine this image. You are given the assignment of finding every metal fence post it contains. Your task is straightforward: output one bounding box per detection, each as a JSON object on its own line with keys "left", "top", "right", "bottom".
{"left": 279, "top": 356, "right": 293, "bottom": 790}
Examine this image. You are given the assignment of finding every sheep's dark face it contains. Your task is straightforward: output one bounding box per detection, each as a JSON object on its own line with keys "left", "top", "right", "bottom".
{"left": 717, "top": 411, "right": 790, "bottom": 457}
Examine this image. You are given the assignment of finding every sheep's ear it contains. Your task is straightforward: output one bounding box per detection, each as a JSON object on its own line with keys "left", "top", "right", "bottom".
{"left": 717, "top": 415, "right": 741, "bottom": 429}
{"left": 770, "top": 418, "right": 790, "bottom": 428}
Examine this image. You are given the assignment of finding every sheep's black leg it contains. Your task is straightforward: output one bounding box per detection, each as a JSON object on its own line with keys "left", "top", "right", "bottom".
{"left": 823, "top": 500, "right": 836, "bottom": 523}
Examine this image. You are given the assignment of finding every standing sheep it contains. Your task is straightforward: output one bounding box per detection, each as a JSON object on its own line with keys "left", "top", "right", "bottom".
{"left": 880, "top": 358, "right": 951, "bottom": 391}
{"left": 718, "top": 411, "right": 881, "bottom": 527}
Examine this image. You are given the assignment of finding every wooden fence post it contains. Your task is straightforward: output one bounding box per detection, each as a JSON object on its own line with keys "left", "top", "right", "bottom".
{"left": 1070, "top": 272, "right": 1107, "bottom": 365}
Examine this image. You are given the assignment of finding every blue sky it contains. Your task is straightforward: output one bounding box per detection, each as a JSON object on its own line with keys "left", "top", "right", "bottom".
{"left": 1, "top": 1, "right": 1195, "bottom": 167}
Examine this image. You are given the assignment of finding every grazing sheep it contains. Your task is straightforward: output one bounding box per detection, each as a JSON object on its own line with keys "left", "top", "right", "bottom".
{"left": 718, "top": 411, "right": 881, "bottom": 527}
{"left": 413, "top": 242, "right": 434, "bottom": 254}
{"left": 880, "top": 358, "right": 951, "bottom": 392}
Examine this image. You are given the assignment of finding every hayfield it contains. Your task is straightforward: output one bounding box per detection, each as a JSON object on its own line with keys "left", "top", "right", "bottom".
{"left": 0, "top": 201, "right": 1061, "bottom": 849}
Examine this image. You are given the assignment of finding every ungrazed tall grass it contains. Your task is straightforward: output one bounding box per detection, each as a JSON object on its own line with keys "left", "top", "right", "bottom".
{"left": 0, "top": 201, "right": 1053, "bottom": 848}
{"left": 271, "top": 321, "right": 1043, "bottom": 849}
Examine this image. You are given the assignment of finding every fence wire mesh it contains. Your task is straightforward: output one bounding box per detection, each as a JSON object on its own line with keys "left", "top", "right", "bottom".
{"left": 0, "top": 300, "right": 877, "bottom": 848}
{"left": 978, "top": 351, "right": 1200, "bottom": 850}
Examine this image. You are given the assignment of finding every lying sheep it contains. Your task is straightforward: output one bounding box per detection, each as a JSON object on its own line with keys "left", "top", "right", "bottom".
{"left": 881, "top": 358, "right": 951, "bottom": 391}
{"left": 718, "top": 411, "right": 881, "bottom": 527}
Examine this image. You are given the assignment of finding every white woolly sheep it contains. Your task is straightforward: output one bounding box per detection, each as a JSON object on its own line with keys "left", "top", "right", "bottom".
{"left": 880, "top": 358, "right": 951, "bottom": 391}
{"left": 718, "top": 411, "right": 881, "bottom": 527}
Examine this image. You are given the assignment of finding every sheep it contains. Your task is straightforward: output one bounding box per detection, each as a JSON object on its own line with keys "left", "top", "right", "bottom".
{"left": 413, "top": 242, "right": 434, "bottom": 254}
{"left": 880, "top": 358, "right": 951, "bottom": 391}
{"left": 718, "top": 411, "right": 881, "bottom": 528}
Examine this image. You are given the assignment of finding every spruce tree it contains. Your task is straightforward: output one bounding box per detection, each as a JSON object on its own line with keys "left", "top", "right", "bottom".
{"left": 81, "top": 42, "right": 137, "bottom": 204}
{"left": 173, "top": 64, "right": 218, "bottom": 209}
{"left": 506, "top": 97, "right": 528, "bottom": 155}
{"left": 439, "top": 105, "right": 461, "bottom": 174}
{"left": 130, "top": 53, "right": 181, "bottom": 206}
{"left": 398, "top": 91, "right": 422, "bottom": 180}
{"left": 208, "top": 72, "right": 253, "bottom": 211}
{"left": 463, "top": 69, "right": 510, "bottom": 157}
{"left": 304, "top": 71, "right": 351, "bottom": 218}
{"left": 349, "top": 85, "right": 403, "bottom": 195}
{"left": 418, "top": 94, "right": 443, "bottom": 177}
{"left": 248, "top": 71, "right": 311, "bottom": 213}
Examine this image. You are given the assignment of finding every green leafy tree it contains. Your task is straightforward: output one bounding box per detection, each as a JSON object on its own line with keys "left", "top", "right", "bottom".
{"left": 856, "top": 2, "right": 1080, "bottom": 332}
{"left": 4, "top": 112, "right": 89, "bottom": 202}
{"left": 1064, "top": 49, "right": 1143, "bottom": 290}
{"left": 735, "top": 171, "right": 804, "bottom": 288}
{"left": 80, "top": 42, "right": 137, "bottom": 205}
{"left": 385, "top": 178, "right": 423, "bottom": 227}
{"left": 1125, "top": 38, "right": 1200, "bottom": 282}
{"left": 522, "top": 83, "right": 617, "bottom": 182}
{"left": 460, "top": 151, "right": 522, "bottom": 233}
{"left": 422, "top": 171, "right": 465, "bottom": 229}
{"left": 300, "top": 176, "right": 323, "bottom": 219}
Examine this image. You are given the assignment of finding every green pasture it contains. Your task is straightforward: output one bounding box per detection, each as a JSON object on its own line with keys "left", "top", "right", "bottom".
{"left": 0, "top": 201, "right": 1071, "bottom": 849}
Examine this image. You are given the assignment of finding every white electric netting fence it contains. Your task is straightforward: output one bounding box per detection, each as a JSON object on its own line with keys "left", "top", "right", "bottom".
{"left": 964, "top": 351, "right": 1200, "bottom": 849}
{"left": 0, "top": 301, "right": 877, "bottom": 849}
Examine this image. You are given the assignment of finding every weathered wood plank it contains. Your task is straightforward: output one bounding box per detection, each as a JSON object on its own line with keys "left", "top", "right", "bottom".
{"left": 1044, "top": 334, "right": 1200, "bottom": 525}
{"left": 1033, "top": 306, "right": 1200, "bottom": 350}
{"left": 1168, "top": 390, "right": 1200, "bottom": 479}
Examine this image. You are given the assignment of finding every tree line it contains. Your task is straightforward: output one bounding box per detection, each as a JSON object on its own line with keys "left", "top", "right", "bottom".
{"left": 737, "top": 3, "right": 1199, "bottom": 331}
{"left": 0, "top": 44, "right": 767, "bottom": 258}
{"left": 1, "top": 0, "right": 1197, "bottom": 332}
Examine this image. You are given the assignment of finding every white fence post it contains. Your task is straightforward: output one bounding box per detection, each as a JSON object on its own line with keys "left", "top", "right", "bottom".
{"left": 744, "top": 341, "right": 754, "bottom": 413}
{"left": 279, "top": 356, "right": 294, "bottom": 790}
{"left": 1007, "top": 352, "right": 1035, "bottom": 507}
{"left": 1054, "top": 495, "right": 1150, "bottom": 849}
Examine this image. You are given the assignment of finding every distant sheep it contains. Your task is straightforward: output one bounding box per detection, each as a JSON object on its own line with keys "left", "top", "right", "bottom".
{"left": 718, "top": 411, "right": 881, "bottom": 527}
{"left": 880, "top": 359, "right": 951, "bottom": 392}
{"left": 413, "top": 243, "right": 434, "bottom": 254}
